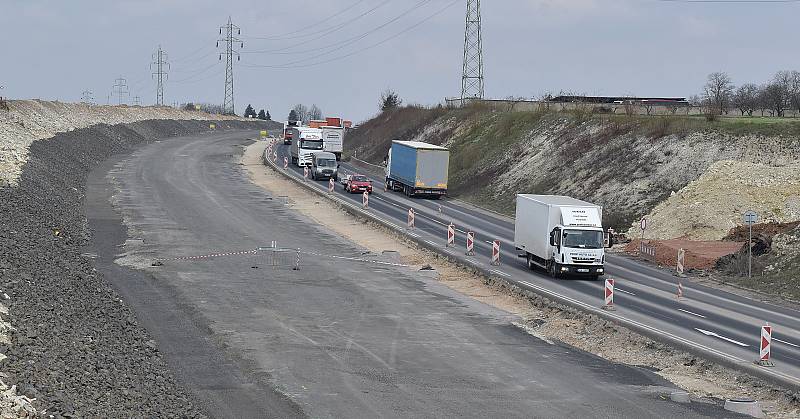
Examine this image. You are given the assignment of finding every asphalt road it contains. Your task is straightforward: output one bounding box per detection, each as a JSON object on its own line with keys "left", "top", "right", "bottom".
{"left": 271, "top": 141, "right": 800, "bottom": 390}
{"left": 84, "top": 130, "right": 738, "bottom": 418}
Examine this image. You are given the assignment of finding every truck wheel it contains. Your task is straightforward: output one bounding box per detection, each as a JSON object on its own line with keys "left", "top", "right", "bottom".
{"left": 548, "top": 262, "right": 559, "bottom": 279}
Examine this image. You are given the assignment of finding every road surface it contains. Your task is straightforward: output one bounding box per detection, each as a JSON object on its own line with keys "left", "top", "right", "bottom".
{"left": 270, "top": 140, "right": 800, "bottom": 391}
{"left": 84, "top": 131, "right": 737, "bottom": 418}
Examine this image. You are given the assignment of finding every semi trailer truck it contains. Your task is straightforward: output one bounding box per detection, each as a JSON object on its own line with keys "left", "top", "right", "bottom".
{"left": 289, "top": 127, "right": 324, "bottom": 167}
{"left": 514, "top": 194, "right": 609, "bottom": 279}
{"left": 384, "top": 140, "right": 449, "bottom": 198}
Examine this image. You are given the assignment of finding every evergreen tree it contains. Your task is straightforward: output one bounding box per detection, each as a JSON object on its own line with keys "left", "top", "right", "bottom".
{"left": 257, "top": 109, "right": 267, "bottom": 120}
{"left": 244, "top": 104, "right": 257, "bottom": 118}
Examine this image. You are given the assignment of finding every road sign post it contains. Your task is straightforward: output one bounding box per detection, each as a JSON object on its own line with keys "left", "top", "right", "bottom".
{"left": 676, "top": 248, "right": 685, "bottom": 276}
{"left": 466, "top": 232, "right": 475, "bottom": 256}
{"left": 639, "top": 217, "right": 647, "bottom": 255}
{"left": 283, "top": 157, "right": 288, "bottom": 169}
{"left": 757, "top": 324, "right": 774, "bottom": 367}
{"left": 490, "top": 240, "right": 501, "bottom": 266}
{"left": 447, "top": 223, "right": 455, "bottom": 247}
{"left": 363, "top": 191, "right": 369, "bottom": 209}
{"left": 743, "top": 210, "right": 758, "bottom": 278}
{"left": 407, "top": 208, "right": 415, "bottom": 229}
{"left": 328, "top": 178, "right": 334, "bottom": 193}
{"left": 602, "top": 278, "right": 615, "bottom": 311}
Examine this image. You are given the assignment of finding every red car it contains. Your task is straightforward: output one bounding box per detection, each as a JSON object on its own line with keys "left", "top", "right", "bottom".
{"left": 345, "top": 174, "right": 373, "bottom": 194}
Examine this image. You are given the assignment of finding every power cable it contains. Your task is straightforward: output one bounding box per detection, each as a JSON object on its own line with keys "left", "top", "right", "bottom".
{"left": 241, "top": 0, "right": 395, "bottom": 53}
{"left": 246, "top": 0, "right": 368, "bottom": 40}
{"left": 241, "top": 0, "right": 459, "bottom": 70}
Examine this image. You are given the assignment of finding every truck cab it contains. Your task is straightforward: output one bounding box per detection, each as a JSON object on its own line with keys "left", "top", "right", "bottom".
{"left": 289, "top": 127, "right": 324, "bottom": 167}
{"left": 548, "top": 226, "right": 606, "bottom": 277}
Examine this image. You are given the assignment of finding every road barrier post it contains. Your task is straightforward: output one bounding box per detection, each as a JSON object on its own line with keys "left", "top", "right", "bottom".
{"left": 757, "top": 324, "right": 774, "bottom": 367}
{"left": 293, "top": 248, "right": 301, "bottom": 271}
{"left": 407, "top": 208, "right": 415, "bottom": 229}
{"left": 363, "top": 191, "right": 369, "bottom": 209}
{"left": 490, "top": 240, "right": 500, "bottom": 266}
{"left": 328, "top": 178, "right": 334, "bottom": 193}
{"left": 602, "top": 278, "right": 615, "bottom": 310}
{"left": 676, "top": 282, "right": 684, "bottom": 301}
{"left": 447, "top": 224, "right": 455, "bottom": 247}
{"left": 303, "top": 167, "right": 309, "bottom": 181}
{"left": 466, "top": 232, "right": 475, "bottom": 256}
{"left": 273, "top": 151, "right": 277, "bottom": 162}
{"left": 283, "top": 157, "right": 288, "bottom": 169}
{"left": 677, "top": 248, "right": 685, "bottom": 276}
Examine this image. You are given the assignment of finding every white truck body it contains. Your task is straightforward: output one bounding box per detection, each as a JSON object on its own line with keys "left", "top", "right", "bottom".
{"left": 514, "top": 194, "right": 606, "bottom": 278}
{"left": 289, "top": 127, "right": 324, "bottom": 167}
{"left": 320, "top": 126, "right": 344, "bottom": 160}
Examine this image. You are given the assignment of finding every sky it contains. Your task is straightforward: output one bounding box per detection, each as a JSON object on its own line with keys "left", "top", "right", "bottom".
{"left": 1, "top": 0, "right": 799, "bottom": 123}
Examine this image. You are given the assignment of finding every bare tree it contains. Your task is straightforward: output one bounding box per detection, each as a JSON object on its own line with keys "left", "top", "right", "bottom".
{"left": 762, "top": 82, "right": 786, "bottom": 117}
{"left": 790, "top": 70, "right": 800, "bottom": 114}
{"left": 308, "top": 104, "right": 323, "bottom": 121}
{"left": 292, "top": 104, "right": 309, "bottom": 124}
{"left": 733, "top": 83, "right": 759, "bottom": 116}
{"left": 703, "top": 72, "right": 734, "bottom": 116}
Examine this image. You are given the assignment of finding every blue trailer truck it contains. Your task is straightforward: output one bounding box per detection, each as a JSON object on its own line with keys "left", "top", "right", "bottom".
{"left": 384, "top": 140, "right": 449, "bottom": 198}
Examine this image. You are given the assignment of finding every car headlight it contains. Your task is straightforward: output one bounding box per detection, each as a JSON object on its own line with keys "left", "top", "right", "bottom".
{"left": 597, "top": 268, "right": 604, "bottom": 273}
{"left": 560, "top": 267, "right": 569, "bottom": 272}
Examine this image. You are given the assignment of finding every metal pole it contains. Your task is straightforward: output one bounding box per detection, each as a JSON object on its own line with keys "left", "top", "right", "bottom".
{"left": 748, "top": 223, "right": 752, "bottom": 278}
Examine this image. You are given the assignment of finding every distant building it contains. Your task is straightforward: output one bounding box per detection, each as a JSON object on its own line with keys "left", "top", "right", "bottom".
{"left": 547, "top": 95, "right": 689, "bottom": 106}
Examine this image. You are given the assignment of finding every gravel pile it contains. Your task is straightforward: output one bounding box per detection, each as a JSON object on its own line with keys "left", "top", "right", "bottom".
{"left": 0, "top": 119, "right": 275, "bottom": 417}
{"left": 0, "top": 100, "right": 248, "bottom": 186}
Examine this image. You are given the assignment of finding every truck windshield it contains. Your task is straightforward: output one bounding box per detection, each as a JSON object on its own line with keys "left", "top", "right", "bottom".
{"left": 317, "top": 159, "right": 336, "bottom": 167}
{"left": 300, "top": 140, "right": 323, "bottom": 150}
{"left": 562, "top": 230, "right": 603, "bottom": 249}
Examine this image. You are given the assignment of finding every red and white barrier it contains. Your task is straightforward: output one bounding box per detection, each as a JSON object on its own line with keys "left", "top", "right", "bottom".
{"left": 328, "top": 178, "right": 335, "bottom": 193}
{"left": 677, "top": 248, "right": 685, "bottom": 275}
{"left": 303, "top": 166, "right": 309, "bottom": 180}
{"left": 363, "top": 191, "right": 369, "bottom": 209}
{"left": 407, "top": 208, "right": 415, "bottom": 229}
{"left": 466, "top": 232, "right": 475, "bottom": 256}
{"left": 283, "top": 157, "right": 288, "bottom": 169}
{"left": 757, "top": 324, "right": 774, "bottom": 366}
{"left": 273, "top": 151, "right": 277, "bottom": 162}
{"left": 676, "top": 282, "right": 684, "bottom": 300}
{"left": 447, "top": 224, "right": 455, "bottom": 247}
{"left": 602, "top": 278, "right": 615, "bottom": 310}
{"left": 490, "top": 240, "right": 501, "bottom": 266}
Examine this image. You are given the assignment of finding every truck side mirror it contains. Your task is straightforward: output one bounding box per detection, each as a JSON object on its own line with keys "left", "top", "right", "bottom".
{"left": 549, "top": 230, "right": 556, "bottom": 247}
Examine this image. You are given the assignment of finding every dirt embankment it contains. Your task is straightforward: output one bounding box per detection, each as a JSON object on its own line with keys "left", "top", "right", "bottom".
{"left": 0, "top": 100, "right": 249, "bottom": 186}
{"left": 0, "top": 118, "right": 273, "bottom": 417}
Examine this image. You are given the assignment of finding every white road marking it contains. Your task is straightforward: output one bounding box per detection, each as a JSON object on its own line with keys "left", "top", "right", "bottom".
{"left": 677, "top": 308, "right": 707, "bottom": 318}
{"left": 694, "top": 328, "right": 749, "bottom": 347}
{"left": 774, "top": 338, "right": 800, "bottom": 348}
{"left": 425, "top": 240, "right": 438, "bottom": 247}
{"left": 491, "top": 270, "right": 511, "bottom": 278}
{"left": 408, "top": 232, "right": 420, "bottom": 238}
{"left": 616, "top": 288, "right": 636, "bottom": 296}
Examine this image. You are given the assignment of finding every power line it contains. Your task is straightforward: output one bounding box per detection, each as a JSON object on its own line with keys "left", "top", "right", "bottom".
{"left": 653, "top": 0, "right": 799, "bottom": 3}
{"left": 242, "top": 0, "right": 432, "bottom": 58}
{"left": 241, "top": 0, "right": 395, "bottom": 54}
{"left": 151, "top": 45, "right": 170, "bottom": 106}
{"left": 218, "top": 17, "right": 242, "bottom": 115}
{"left": 240, "top": 0, "right": 459, "bottom": 70}
{"left": 246, "top": 0, "right": 368, "bottom": 40}
{"left": 461, "top": 0, "right": 484, "bottom": 100}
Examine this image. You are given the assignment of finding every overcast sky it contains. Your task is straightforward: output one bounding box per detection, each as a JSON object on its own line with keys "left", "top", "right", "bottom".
{"left": 1, "top": 0, "right": 799, "bottom": 122}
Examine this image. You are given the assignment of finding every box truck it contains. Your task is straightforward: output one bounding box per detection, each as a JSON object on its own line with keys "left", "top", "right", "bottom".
{"left": 320, "top": 126, "right": 344, "bottom": 161}
{"left": 384, "top": 140, "right": 449, "bottom": 198}
{"left": 514, "top": 194, "right": 609, "bottom": 279}
{"left": 283, "top": 120, "right": 301, "bottom": 145}
{"left": 289, "top": 127, "right": 324, "bottom": 167}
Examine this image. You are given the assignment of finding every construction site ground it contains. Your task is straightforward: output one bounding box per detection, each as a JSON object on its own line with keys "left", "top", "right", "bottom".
{"left": 245, "top": 140, "right": 800, "bottom": 418}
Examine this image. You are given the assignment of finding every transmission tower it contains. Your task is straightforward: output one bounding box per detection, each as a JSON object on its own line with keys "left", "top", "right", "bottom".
{"left": 218, "top": 17, "right": 242, "bottom": 115}
{"left": 81, "top": 90, "right": 94, "bottom": 104}
{"left": 151, "top": 45, "right": 170, "bottom": 106}
{"left": 111, "top": 77, "right": 129, "bottom": 105}
{"left": 133, "top": 96, "right": 141, "bottom": 106}
{"left": 460, "top": 0, "right": 484, "bottom": 101}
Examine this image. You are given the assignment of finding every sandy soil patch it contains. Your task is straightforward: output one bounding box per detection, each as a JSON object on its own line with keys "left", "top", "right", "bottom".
{"left": 244, "top": 140, "right": 800, "bottom": 418}
{"left": 625, "top": 238, "right": 744, "bottom": 271}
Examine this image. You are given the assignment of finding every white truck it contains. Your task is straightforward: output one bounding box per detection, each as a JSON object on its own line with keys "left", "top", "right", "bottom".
{"left": 320, "top": 126, "right": 344, "bottom": 161}
{"left": 514, "top": 194, "right": 609, "bottom": 279}
{"left": 289, "top": 127, "right": 324, "bottom": 167}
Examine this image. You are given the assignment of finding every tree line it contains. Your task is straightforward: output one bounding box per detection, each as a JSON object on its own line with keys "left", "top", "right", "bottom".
{"left": 698, "top": 71, "right": 800, "bottom": 117}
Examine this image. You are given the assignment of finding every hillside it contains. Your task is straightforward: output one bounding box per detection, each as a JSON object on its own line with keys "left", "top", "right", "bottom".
{"left": 345, "top": 106, "right": 800, "bottom": 237}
